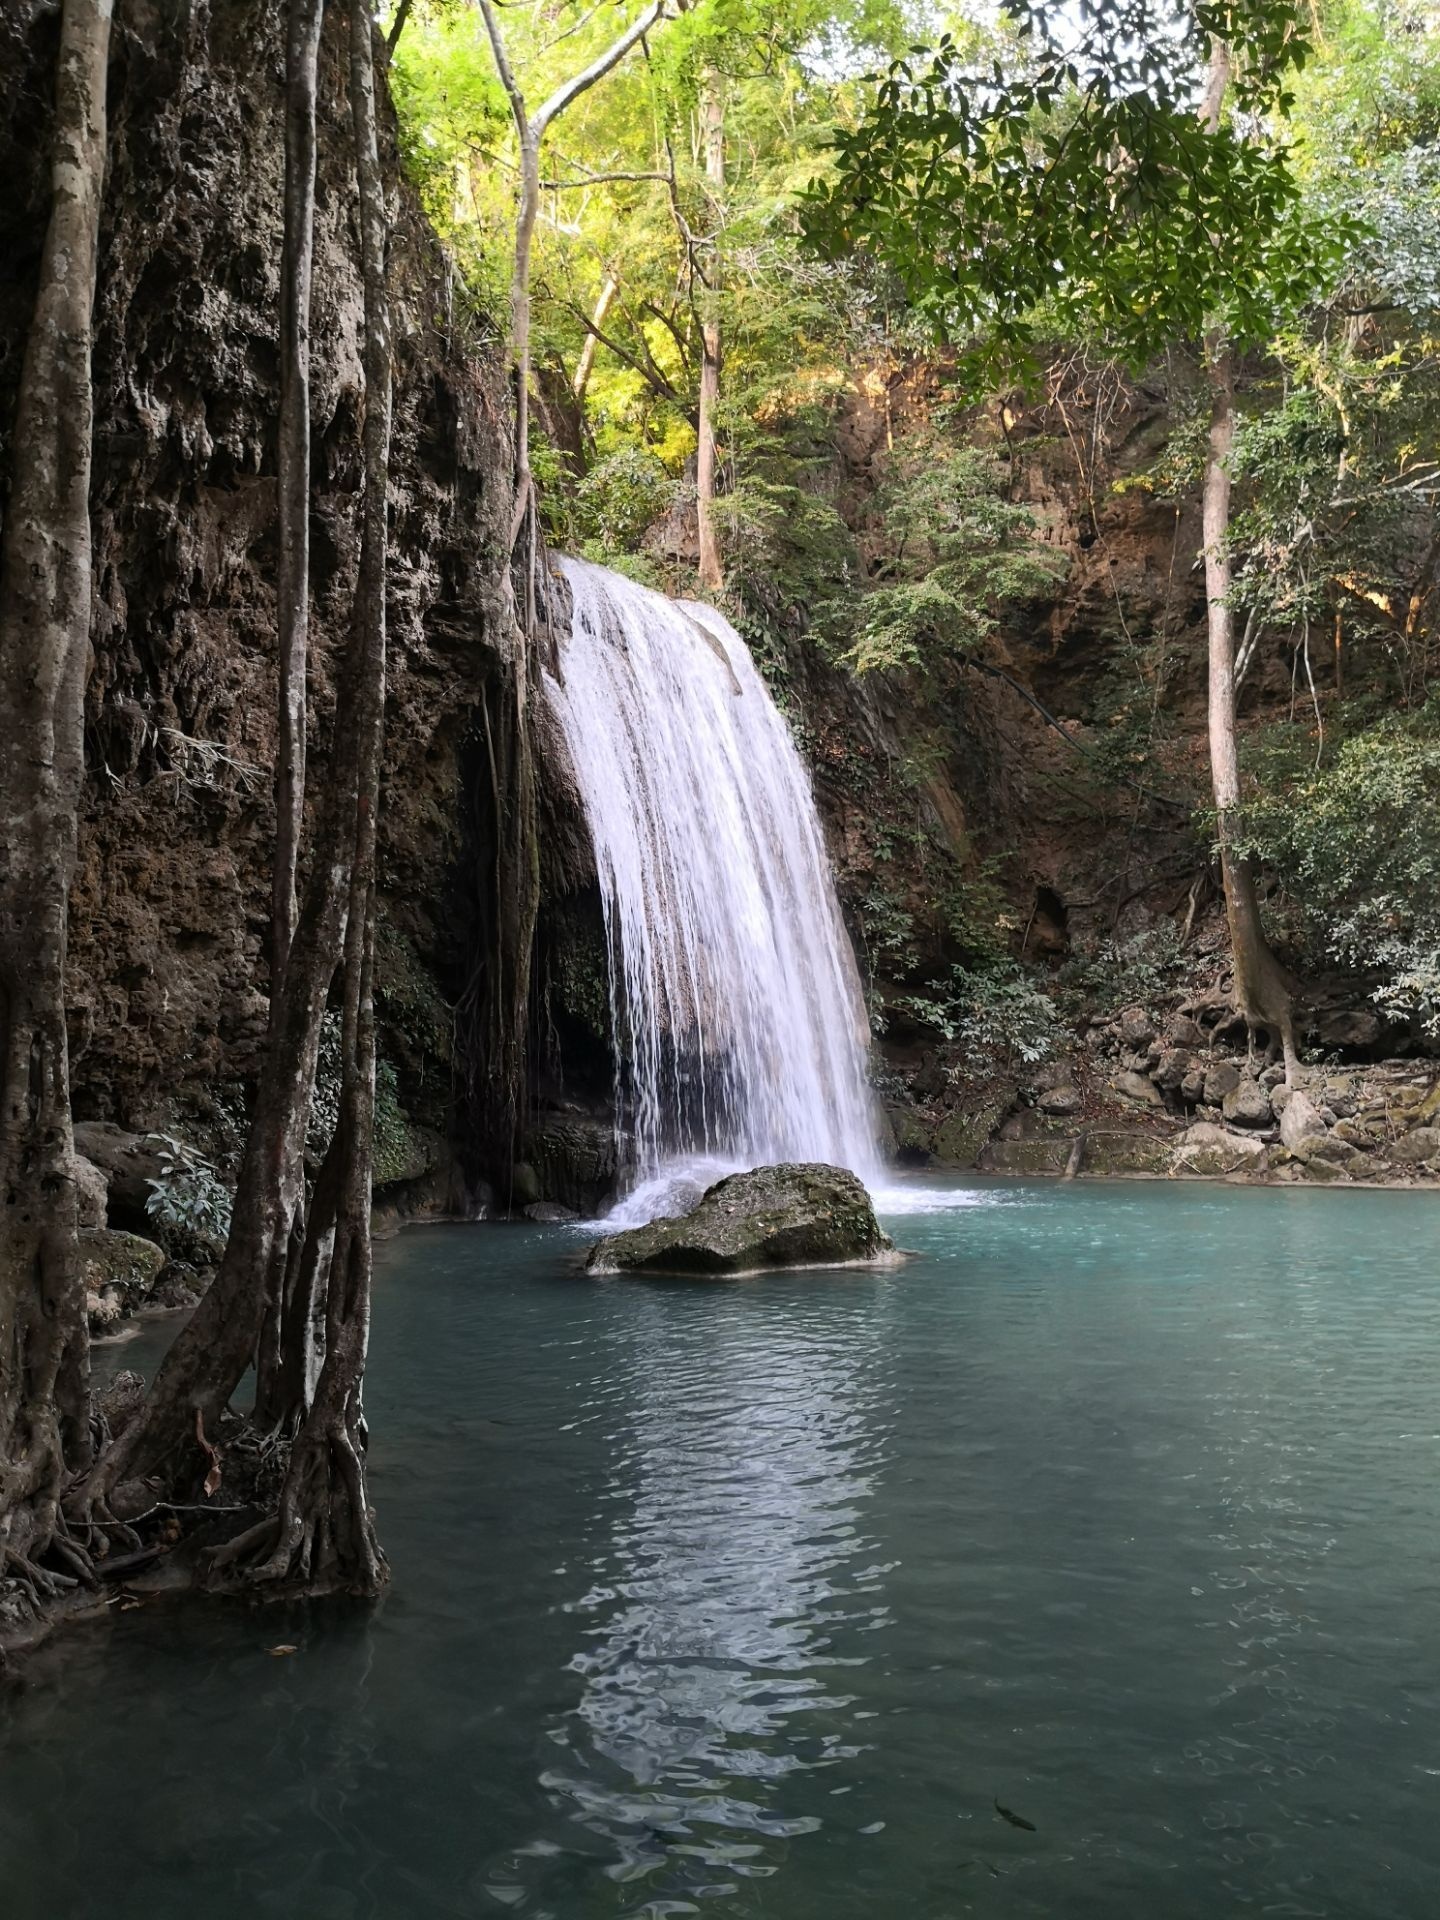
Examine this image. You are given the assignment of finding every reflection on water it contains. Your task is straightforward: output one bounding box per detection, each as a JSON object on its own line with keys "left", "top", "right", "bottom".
{"left": 5, "top": 1183, "right": 1440, "bottom": 1920}
{"left": 527, "top": 1290, "right": 891, "bottom": 1906}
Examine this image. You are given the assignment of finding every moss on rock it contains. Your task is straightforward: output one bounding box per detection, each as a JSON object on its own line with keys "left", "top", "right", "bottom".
{"left": 587, "top": 1163, "right": 899, "bottom": 1277}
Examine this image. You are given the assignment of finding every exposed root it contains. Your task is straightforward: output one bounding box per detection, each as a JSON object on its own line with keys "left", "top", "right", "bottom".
{"left": 204, "top": 1413, "right": 386, "bottom": 1598}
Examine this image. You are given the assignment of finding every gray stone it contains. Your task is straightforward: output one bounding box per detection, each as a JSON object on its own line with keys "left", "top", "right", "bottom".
{"left": 1180, "top": 1068, "right": 1207, "bottom": 1105}
{"left": 979, "top": 1139, "right": 1072, "bottom": 1175}
{"left": 1314, "top": 1008, "right": 1382, "bottom": 1051}
{"left": 1203, "top": 1061, "right": 1242, "bottom": 1106}
{"left": 1222, "top": 1081, "right": 1273, "bottom": 1128}
{"left": 80, "top": 1227, "right": 167, "bottom": 1331}
{"left": 72, "top": 1123, "right": 170, "bottom": 1214}
{"left": 1280, "top": 1090, "right": 1327, "bottom": 1155}
{"left": 1152, "top": 1048, "right": 1192, "bottom": 1090}
{"left": 1167, "top": 1016, "right": 1206, "bottom": 1049}
{"left": 933, "top": 1086, "right": 1016, "bottom": 1168}
{"left": 1115, "top": 1070, "right": 1163, "bottom": 1108}
{"left": 524, "top": 1201, "right": 580, "bottom": 1223}
{"left": 1118, "top": 1007, "right": 1156, "bottom": 1047}
{"left": 1037, "top": 1084, "right": 1082, "bottom": 1116}
{"left": 1392, "top": 1127, "right": 1440, "bottom": 1166}
{"left": 586, "top": 1164, "right": 899, "bottom": 1277}
{"left": 74, "top": 1153, "right": 109, "bottom": 1229}
{"left": 1173, "top": 1122, "right": 1268, "bottom": 1177}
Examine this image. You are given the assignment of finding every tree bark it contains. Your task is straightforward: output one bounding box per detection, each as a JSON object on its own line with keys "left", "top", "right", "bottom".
{"left": 211, "top": 0, "right": 391, "bottom": 1595}
{"left": 695, "top": 70, "right": 724, "bottom": 594}
{"left": 0, "top": 0, "right": 112, "bottom": 1597}
{"left": 1200, "top": 41, "right": 1299, "bottom": 1081}
{"left": 572, "top": 272, "right": 619, "bottom": 409}
{"left": 271, "top": 0, "right": 326, "bottom": 997}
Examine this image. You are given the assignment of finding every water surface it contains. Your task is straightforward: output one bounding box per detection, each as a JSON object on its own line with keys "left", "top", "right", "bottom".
{"left": 5, "top": 1180, "right": 1440, "bottom": 1917}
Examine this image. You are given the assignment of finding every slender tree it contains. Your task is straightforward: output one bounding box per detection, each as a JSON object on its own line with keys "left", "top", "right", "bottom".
{"left": 694, "top": 67, "right": 724, "bottom": 591}
{"left": 478, "top": 0, "right": 667, "bottom": 594}
{"left": 1199, "top": 37, "right": 1300, "bottom": 1077}
{"left": 0, "top": 0, "right": 113, "bottom": 1598}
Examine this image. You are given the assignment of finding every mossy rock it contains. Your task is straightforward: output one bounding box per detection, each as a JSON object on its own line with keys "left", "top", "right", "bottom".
{"left": 1082, "top": 1130, "right": 1173, "bottom": 1175}
{"left": 932, "top": 1086, "right": 1015, "bottom": 1169}
{"left": 80, "top": 1228, "right": 166, "bottom": 1329}
{"left": 979, "top": 1138, "right": 1071, "bottom": 1175}
{"left": 587, "top": 1163, "right": 899, "bottom": 1277}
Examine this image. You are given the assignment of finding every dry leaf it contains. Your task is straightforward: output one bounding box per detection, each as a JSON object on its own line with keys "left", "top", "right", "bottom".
{"left": 267, "top": 1644, "right": 298, "bottom": 1657}
{"left": 194, "top": 1407, "right": 222, "bottom": 1497}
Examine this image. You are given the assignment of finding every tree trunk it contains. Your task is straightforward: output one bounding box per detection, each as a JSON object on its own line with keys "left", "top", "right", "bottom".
{"left": 210, "top": 0, "right": 391, "bottom": 1595}
{"left": 695, "top": 71, "right": 724, "bottom": 594}
{"left": 1200, "top": 38, "right": 1299, "bottom": 1081}
{"left": 573, "top": 273, "right": 619, "bottom": 409}
{"left": 78, "top": 6, "right": 398, "bottom": 1513}
{"left": 271, "top": 0, "right": 326, "bottom": 997}
{"left": 0, "top": 0, "right": 112, "bottom": 1598}
{"left": 254, "top": 0, "right": 326, "bottom": 1426}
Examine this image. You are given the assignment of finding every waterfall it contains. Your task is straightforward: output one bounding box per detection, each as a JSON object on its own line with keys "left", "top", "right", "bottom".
{"left": 545, "top": 556, "right": 881, "bottom": 1224}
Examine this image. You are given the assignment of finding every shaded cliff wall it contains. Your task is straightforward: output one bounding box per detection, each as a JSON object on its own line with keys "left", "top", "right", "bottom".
{"left": 0, "top": 0, "right": 515, "bottom": 1162}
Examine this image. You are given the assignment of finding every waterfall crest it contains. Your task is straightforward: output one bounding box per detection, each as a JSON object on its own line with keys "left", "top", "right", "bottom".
{"left": 545, "top": 556, "right": 880, "bottom": 1223}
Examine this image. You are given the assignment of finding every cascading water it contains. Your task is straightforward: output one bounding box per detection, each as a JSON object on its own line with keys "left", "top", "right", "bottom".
{"left": 545, "top": 555, "right": 882, "bottom": 1225}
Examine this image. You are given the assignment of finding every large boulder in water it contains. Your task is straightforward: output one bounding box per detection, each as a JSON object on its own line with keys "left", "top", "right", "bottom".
{"left": 586, "top": 1163, "right": 898, "bottom": 1277}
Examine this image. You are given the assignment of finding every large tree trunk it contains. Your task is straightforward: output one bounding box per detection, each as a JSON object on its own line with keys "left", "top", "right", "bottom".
{"left": 695, "top": 71, "right": 724, "bottom": 594}
{"left": 0, "top": 0, "right": 113, "bottom": 1599}
{"left": 1200, "top": 39, "right": 1299, "bottom": 1082}
{"left": 255, "top": 0, "right": 327, "bottom": 1429}
{"left": 271, "top": 0, "right": 326, "bottom": 994}
{"left": 211, "top": 0, "right": 391, "bottom": 1594}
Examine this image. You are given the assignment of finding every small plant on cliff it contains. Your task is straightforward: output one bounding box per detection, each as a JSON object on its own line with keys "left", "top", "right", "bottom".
{"left": 839, "top": 442, "right": 1066, "bottom": 675}
{"left": 895, "top": 962, "right": 1056, "bottom": 1064}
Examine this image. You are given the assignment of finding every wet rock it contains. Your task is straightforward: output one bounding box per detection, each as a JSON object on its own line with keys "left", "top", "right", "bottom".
{"left": 1222, "top": 1081, "right": 1273, "bottom": 1128}
{"left": 586, "top": 1164, "right": 898, "bottom": 1277}
{"left": 1115, "top": 1070, "right": 1164, "bottom": 1108}
{"left": 524, "top": 1201, "right": 579, "bottom": 1223}
{"left": 1173, "top": 1123, "right": 1268, "bottom": 1177}
{"left": 1203, "top": 1061, "right": 1242, "bottom": 1106}
{"left": 1082, "top": 1132, "right": 1172, "bottom": 1175}
{"left": 884, "top": 1102, "right": 933, "bottom": 1163}
{"left": 71, "top": 1123, "right": 169, "bottom": 1218}
{"left": 523, "top": 1114, "right": 621, "bottom": 1213}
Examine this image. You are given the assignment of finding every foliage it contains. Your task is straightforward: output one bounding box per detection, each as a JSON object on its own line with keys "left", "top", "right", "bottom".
{"left": 144, "top": 1134, "right": 232, "bottom": 1258}
{"left": 835, "top": 439, "right": 1065, "bottom": 672}
{"left": 1238, "top": 706, "right": 1440, "bottom": 1031}
{"left": 573, "top": 447, "right": 678, "bottom": 554}
{"left": 1057, "top": 925, "right": 1189, "bottom": 1017}
{"left": 893, "top": 961, "right": 1056, "bottom": 1062}
{"left": 804, "top": 1, "right": 1345, "bottom": 371}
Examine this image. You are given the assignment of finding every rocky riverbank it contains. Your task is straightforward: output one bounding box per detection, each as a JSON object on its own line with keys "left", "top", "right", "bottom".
{"left": 882, "top": 993, "right": 1440, "bottom": 1187}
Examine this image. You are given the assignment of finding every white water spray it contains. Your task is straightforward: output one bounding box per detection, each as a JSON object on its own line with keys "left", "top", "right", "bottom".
{"left": 545, "top": 556, "right": 882, "bottom": 1224}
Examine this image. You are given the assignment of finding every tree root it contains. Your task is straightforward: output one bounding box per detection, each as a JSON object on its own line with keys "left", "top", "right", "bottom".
{"left": 204, "top": 1415, "right": 386, "bottom": 1599}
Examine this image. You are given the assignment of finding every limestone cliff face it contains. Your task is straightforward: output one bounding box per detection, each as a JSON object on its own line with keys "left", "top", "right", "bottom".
{"left": 0, "top": 0, "right": 515, "bottom": 1153}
